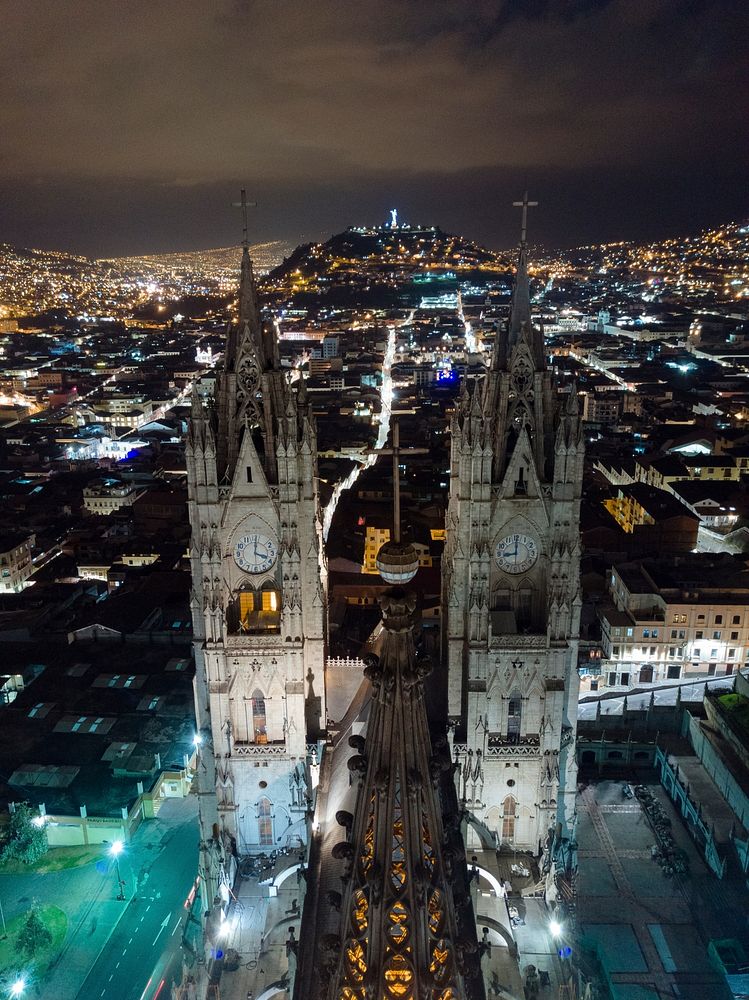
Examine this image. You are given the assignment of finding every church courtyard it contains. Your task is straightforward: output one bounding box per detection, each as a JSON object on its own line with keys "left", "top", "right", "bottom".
{"left": 576, "top": 779, "right": 741, "bottom": 1000}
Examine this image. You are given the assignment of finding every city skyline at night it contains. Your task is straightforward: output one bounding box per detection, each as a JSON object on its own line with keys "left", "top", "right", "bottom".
{"left": 1, "top": 3, "right": 748, "bottom": 999}
{"left": 1, "top": 1, "right": 746, "bottom": 255}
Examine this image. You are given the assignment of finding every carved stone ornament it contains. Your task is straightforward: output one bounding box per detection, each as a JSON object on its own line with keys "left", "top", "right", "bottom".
{"left": 511, "top": 355, "right": 533, "bottom": 395}
{"left": 236, "top": 351, "right": 263, "bottom": 424}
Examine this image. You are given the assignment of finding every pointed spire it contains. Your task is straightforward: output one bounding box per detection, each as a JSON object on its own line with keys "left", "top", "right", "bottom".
{"left": 566, "top": 379, "right": 580, "bottom": 416}
{"left": 328, "top": 588, "right": 470, "bottom": 1000}
{"left": 239, "top": 245, "right": 262, "bottom": 339}
{"left": 509, "top": 245, "right": 532, "bottom": 341}
{"left": 190, "top": 381, "right": 203, "bottom": 420}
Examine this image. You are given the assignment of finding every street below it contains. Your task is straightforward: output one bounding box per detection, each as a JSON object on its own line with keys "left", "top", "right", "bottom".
{"left": 74, "top": 814, "right": 198, "bottom": 1000}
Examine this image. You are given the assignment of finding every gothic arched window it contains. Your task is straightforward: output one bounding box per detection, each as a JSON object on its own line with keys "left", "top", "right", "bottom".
{"left": 251, "top": 689, "right": 267, "bottom": 744}
{"left": 502, "top": 796, "right": 516, "bottom": 841}
{"left": 227, "top": 582, "right": 281, "bottom": 635}
{"left": 257, "top": 796, "right": 273, "bottom": 846}
{"left": 507, "top": 690, "right": 522, "bottom": 744}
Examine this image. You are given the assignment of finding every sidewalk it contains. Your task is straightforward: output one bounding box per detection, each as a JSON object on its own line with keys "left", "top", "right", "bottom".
{"left": 512, "top": 897, "right": 575, "bottom": 999}
{"left": 33, "top": 797, "right": 197, "bottom": 1000}
{"left": 469, "top": 848, "right": 574, "bottom": 1000}
{"left": 209, "top": 859, "right": 301, "bottom": 1000}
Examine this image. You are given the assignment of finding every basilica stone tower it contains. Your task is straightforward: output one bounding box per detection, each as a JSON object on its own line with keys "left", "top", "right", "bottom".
{"left": 186, "top": 239, "right": 326, "bottom": 874}
{"left": 443, "top": 203, "right": 583, "bottom": 857}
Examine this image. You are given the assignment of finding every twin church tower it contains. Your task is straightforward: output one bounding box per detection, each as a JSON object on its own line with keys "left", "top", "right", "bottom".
{"left": 186, "top": 199, "right": 583, "bottom": 918}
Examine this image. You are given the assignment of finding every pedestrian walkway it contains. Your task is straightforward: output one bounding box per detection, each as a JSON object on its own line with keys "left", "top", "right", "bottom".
{"left": 37, "top": 796, "right": 198, "bottom": 1000}
{"left": 577, "top": 780, "right": 731, "bottom": 1000}
{"left": 467, "top": 846, "right": 575, "bottom": 1000}
{"left": 208, "top": 858, "right": 301, "bottom": 1000}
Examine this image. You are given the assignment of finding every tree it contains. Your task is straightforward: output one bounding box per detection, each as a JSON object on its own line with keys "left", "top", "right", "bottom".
{"left": 2, "top": 802, "right": 49, "bottom": 864}
{"left": 17, "top": 908, "right": 52, "bottom": 958}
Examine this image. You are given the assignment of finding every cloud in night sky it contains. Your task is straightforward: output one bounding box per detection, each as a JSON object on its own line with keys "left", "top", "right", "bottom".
{"left": 0, "top": 0, "right": 746, "bottom": 254}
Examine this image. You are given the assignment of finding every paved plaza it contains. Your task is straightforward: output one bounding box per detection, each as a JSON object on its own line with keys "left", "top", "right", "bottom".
{"left": 577, "top": 779, "right": 739, "bottom": 1000}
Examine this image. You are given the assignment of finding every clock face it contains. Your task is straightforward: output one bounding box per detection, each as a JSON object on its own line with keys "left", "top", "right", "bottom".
{"left": 233, "top": 532, "right": 278, "bottom": 574}
{"left": 495, "top": 533, "right": 538, "bottom": 575}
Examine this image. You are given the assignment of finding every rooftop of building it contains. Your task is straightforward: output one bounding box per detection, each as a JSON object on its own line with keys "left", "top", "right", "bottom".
{"left": 615, "top": 554, "right": 749, "bottom": 600}
{"left": 0, "top": 639, "right": 195, "bottom": 816}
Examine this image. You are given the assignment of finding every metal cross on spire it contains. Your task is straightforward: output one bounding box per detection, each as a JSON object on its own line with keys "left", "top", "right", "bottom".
{"left": 512, "top": 190, "right": 538, "bottom": 247}
{"left": 232, "top": 188, "right": 257, "bottom": 248}
{"left": 366, "top": 418, "right": 428, "bottom": 543}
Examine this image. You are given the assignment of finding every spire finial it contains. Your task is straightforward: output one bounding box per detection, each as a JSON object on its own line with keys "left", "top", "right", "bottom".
{"left": 364, "top": 418, "right": 428, "bottom": 584}
{"left": 232, "top": 188, "right": 257, "bottom": 248}
{"left": 512, "top": 190, "right": 538, "bottom": 248}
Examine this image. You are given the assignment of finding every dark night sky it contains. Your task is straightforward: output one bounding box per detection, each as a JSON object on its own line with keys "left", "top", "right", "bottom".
{"left": 1, "top": 0, "right": 746, "bottom": 256}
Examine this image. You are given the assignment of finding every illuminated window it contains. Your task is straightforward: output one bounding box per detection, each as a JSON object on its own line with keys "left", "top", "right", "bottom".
{"left": 257, "top": 796, "right": 273, "bottom": 846}
{"left": 252, "top": 690, "right": 267, "bottom": 744}
{"left": 502, "top": 796, "right": 516, "bottom": 840}
{"left": 345, "top": 940, "right": 367, "bottom": 984}
{"left": 239, "top": 591, "right": 255, "bottom": 622}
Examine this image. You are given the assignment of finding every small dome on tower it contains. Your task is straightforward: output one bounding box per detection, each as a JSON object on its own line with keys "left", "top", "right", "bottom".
{"left": 376, "top": 540, "right": 419, "bottom": 585}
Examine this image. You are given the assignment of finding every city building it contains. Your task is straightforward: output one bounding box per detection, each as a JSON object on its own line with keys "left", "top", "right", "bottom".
{"left": 0, "top": 531, "right": 34, "bottom": 592}
{"left": 599, "top": 556, "right": 749, "bottom": 687}
{"left": 82, "top": 478, "right": 145, "bottom": 515}
{"left": 602, "top": 482, "right": 699, "bottom": 552}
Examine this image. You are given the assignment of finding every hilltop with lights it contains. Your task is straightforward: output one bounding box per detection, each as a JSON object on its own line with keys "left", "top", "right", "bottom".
{"left": 0, "top": 218, "right": 746, "bottom": 321}
{"left": 263, "top": 219, "right": 513, "bottom": 308}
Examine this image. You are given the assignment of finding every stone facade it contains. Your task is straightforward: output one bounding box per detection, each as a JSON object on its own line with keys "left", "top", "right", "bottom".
{"left": 186, "top": 244, "right": 326, "bottom": 880}
{"left": 443, "top": 242, "right": 583, "bottom": 855}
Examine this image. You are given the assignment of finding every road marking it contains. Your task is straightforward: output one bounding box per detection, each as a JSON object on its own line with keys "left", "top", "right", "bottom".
{"left": 129, "top": 937, "right": 133, "bottom": 944}
{"left": 109, "top": 975, "right": 114, "bottom": 982}
{"left": 145, "top": 904, "right": 151, "bottom": 912}
{"left": 171, "top": 913, "right": 181, "bottom": 936}
{"left": 115, "top": 962, "right": 120, "bottom": 969}
{"left": 140, "top": 916, "right": 145, "bottom": 923}
{"left": 122, "top": 948, "right": 127, "bottom": 955}
{"left": 100, "top": 991, "right": 106, "bottom": 997}
{"left": 152, "top": 913, "right": 171, "bottom": 946}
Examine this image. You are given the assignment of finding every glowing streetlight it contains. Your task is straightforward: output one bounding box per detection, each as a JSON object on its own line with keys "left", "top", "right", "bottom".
{"left": 108, "top": 840, "right": 126, "bottom": 901}
{"left": 193, "top": 733, "right": 203, "bottom": 747}
{"left": 10, "top": 978, "right": 26, "bottom": 997}
{"left": 549, "top": 919, "right": 563, "bottom": 938}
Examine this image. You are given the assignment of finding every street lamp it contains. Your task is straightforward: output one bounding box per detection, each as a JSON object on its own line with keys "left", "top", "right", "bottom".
{"left": 550, "top": 919, "right": 563, "bottom": 938}
{"left": 109, "top": 840, "right": 126, "bottom": 901}
{"left": 10, "top": 978, "right": 26, "bottom": 997}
